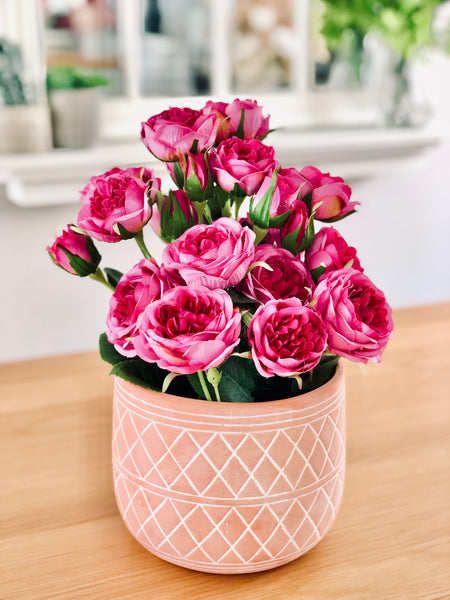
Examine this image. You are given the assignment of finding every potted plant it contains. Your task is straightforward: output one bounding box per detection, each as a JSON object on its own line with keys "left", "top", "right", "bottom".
{"left": 47, "top": 99, "right": 393, "bottom": 574}
{"left": 46, "top": 66, "right": 109, "bottom": 148}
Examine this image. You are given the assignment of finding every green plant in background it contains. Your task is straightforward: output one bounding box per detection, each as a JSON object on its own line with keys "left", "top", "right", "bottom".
{"left": 320, "top": 0, "right": 442, "bottom": 60}
{"left": 0, "top": 38, "right": 31, "bottom": 105}
{"left": 46, "top": 66, "right": 109, "bottom": 90}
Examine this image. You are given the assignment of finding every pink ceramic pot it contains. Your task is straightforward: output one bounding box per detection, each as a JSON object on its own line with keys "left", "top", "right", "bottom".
{"left": 112, "top": 363, "right": 345, "bottom": 574}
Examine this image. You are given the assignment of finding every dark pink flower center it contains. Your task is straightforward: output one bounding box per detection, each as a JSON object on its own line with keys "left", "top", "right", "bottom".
{"left": 266, "top": 313, "right": 322, "bottom": 358}
{"left": 256, "top": 260, "right": 312, "bottom": 302}
{"left": 158, "top": 297, "right": 220, "bottom": 337}
{"left": 91, "top": 176, "right": 132, "bottom": 218}
{"left": 349, "top": 285, "right": 386, "bottom": 328}
{"left": 180, "top": 230, "right": 228, "bottom": 256}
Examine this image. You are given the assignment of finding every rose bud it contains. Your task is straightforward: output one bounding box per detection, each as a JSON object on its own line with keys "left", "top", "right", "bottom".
{"left": 306, "top": 226, "right": 363, "bottom": 280}
{"left": 162, "top": 217, "right": 256, "bottom": 289}
{"left": 280, "top": 198, "right": 311, "bottom": 255}
{"left": 158, "top": 190, "right": 199, "bottom": 242}
{"left": 134, "top": 286, "right": 241, "bottom": 374}
{"left": 209, "top": 137, "right": 279, "bottom": 196}
{"left": 106, "top": 259, "right": 175, "bottom": 357}
{"left": 312, "top": 268, "right": 394, "bottom": 363}
{"left": 140, "top": 106, "right": 218, "bottom": 161}
{"left": 47, "top": 224, "right": 100, "bottom": 277}
{"left": 237, "top": 245, "right": 314, "bottom": 305}
{"left": 248, "top": 298, "right": 328, "bottom": 377}
{"left": 77, "top": 167, "right": 160, "bottom": 243}
{"left": 167, "top": 152, "right": 211, "bottom": 201}
{"left": 203, "top": 98, "right": 270, "bottom": 142}
{"left": 298, "top": 166, "right": 359, "bottom": 222}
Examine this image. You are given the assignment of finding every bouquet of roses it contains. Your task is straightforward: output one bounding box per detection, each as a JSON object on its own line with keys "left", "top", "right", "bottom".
{"left": 47, "top": 99, "right": 393, "bottom": 403}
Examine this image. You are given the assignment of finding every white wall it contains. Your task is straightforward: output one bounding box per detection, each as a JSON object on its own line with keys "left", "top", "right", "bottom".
{"left": 1, "top": 53, "right": 450, "bottom": 364}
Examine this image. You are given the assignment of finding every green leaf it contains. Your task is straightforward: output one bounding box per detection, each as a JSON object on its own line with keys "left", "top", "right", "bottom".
{"left": 112, "top": 222, "right": 136, "bottom": 240}
{"left": 99, "top": 332, "right": 127, "bottom": 366}
{"left": 172, "top": 161, "right": 185, "bottom": 188}
{"left": 310, "top": 265, "right": 326, "bottom": 282}
{"left": 298, "top": 217, "right": 316, "bottom": 252}
{"left": 249, "top": 171, "right": 277, "bottom": 229}
{"left": 217, "top": 356, "right": 257, "bottom": 403}
{"left": 110, "top": 359, "right": 161, "bottom": 391}
{"left": 235, "top": 108, "right": 246, "bottom": 139}
{"left": 301, "top": 355, "right": 340, "bottom": 393}
{"left": 104, "top": 268, "right": 123, "bottom": 289}
{"left": 58, "top": 246, "right": 97, "bottom": 277}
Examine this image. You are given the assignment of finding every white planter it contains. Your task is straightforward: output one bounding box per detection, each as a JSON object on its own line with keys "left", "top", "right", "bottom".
{"left": 48, "top": 87, "right": 102, "bottom": 149}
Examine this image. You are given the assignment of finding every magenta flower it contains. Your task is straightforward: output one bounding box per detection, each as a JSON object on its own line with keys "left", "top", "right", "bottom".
{"left": 204, "top": 98, "right": 270, "bottom": 142}
{"left": 167, "top": 152, "right": 210, "bottom": 192}
{"left": 77, "top": 167, "right": 160, "bottom": 243}
{"left": 306, "top": 227, "right": 363, "bottom": 277}
{"left": 248, "top": 299, "right": 328, "bottom": 378}
{"left": 134, "top": 286, "right": 241, "bottom": 374}
{"left": 209, "top": 137, "right": 279, "bottom": 196}
{"left": 162, "top": 217, "right": 256, "bottom": 289}
{"left": 141, "top": 106, "right": 218, "bottom": 161}
{"left": 312, "top": 268, "right": 393, "bottom": 363}
{"left": 47, "top": 224, "right": 100, "bottom": 276}
{"left": 106, "top": 259, "right": 176, "bottom": 357}
{"left": 237, "top": 245, "right": 314, "bottom": 304}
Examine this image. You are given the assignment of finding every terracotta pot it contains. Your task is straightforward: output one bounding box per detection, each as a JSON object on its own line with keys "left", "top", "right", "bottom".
{"left": 112, "top": 363, "right": 345, "bottom": 574}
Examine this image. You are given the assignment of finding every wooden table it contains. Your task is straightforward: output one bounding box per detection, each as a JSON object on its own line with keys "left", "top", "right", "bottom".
{"left": 1, "top": 304, "right": 449, "bottom": 599}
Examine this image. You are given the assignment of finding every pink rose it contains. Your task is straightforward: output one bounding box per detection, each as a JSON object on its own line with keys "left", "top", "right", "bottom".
{"left": 209, "top": 137, "right": 279, "bottom": 195}
{"left": 47, "top": 224, "right": 100, "bottom": 276}
{"left": 237, "top": 245, "right": 314, "bottom": 304}
{"left": 298, "top": 166, "right": 359, "bottom": 222}
{"left": 140, "top": 106, "right": 218, "bottom": 161}
{"left": 275, "top": 168, "right": 312, "bottom": 215}
{"left": 134, "top": 286, "right": 241, "bottom": 374}
{"left": 77, "top": 167, "right": 160, "bottom": 243}
{"left": 106, "top": 259, "right": 175, "bottom": 357}
{"left": 248, "top": 299, "right": 328, "bottom": 377}
{"left": 203, "top": 98, "right": 270, "bottom": 142}
{"left": 155, "top": 190, "right": 199, "bottom": 242}
{"left": 280, "top": 198, "right": 310, "bottom": 254}
{"left": 312, "top": 268, "right": 393, "bottom": 363}
{"left": 306, "top": 227, "right": 363, "bottom": 277}
{"left": 162, "top": 217, "right": 256, "bottom": 289}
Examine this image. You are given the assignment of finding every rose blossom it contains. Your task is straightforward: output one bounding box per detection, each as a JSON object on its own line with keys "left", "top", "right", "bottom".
{"left": 134, "top": 286, "right": 241, "bottom": 374}
{"left": 77, "top": 167, "right": 160, "bottom": 243}
{"left": 140, "top": 106, "right": 218, "bottom": 161}
{"left": 209, "top": 137, "right": 279, "bottom": 195}
{"left": 298, "top": 166, "right": 359, "bottom": 222}
{"left": 248, "top": 299, "right": 328, "bottom": 377}
{"left": 162, "top": 217, "right": 256, "bottom": 289}
{"left": 237, "top": 245, "right": 314, "bottom": 304}
{"left": 312, "top": 268, "right": 393, "bottom": 363}
{"left": 106, "top": 259, "right": 175, "bottom": 357}
{"left": 203, "top": 98, "right": 270, "bottom": 142}
{"left": 47, "top": 224, "right": 100, "bottom": 276}
{"left": 306, "top": 227, "right": 363, "bottom": 277}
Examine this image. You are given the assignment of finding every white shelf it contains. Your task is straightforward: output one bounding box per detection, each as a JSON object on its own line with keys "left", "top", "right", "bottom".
{"left": 0, "top": 127, "right": 440, "bottom": 208}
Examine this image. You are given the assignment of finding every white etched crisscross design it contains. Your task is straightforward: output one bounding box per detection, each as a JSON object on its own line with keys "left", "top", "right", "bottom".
{"left": 112, "top": 377, "right": 345, "bottom": 573}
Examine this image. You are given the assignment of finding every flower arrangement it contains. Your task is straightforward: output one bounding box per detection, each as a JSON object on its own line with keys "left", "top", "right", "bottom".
{"left": 47, "top": 99, "right": 393, "bottom": 403}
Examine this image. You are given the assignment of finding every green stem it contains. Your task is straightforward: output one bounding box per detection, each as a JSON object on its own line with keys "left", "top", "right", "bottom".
{"left": 89, "top": 268, "right": 115, "bottom": 291}
{"left": 234, "top": 196, "right": 245, "bottom": 220}
{"left": 135, "top": 230, "right": 152, "bottom": 260}
{"left": 197, "top": 370, "right": 213, "bottom": 402}
{"left": 212, "top": 383, "right": 221, "bottom": 402}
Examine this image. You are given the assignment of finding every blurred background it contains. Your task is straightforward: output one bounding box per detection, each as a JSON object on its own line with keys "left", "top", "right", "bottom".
{"left": 1, "top": 0, "right": 450, "bottom": 363}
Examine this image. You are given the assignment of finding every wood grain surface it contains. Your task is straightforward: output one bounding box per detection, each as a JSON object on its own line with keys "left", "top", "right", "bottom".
{"left": 1, "top": 303, "right": 449, "bottom": 600}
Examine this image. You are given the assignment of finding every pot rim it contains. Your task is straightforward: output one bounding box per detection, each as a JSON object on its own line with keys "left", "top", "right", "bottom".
{"left": 114, "top": 361, "right": 344, "bottom": 416}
